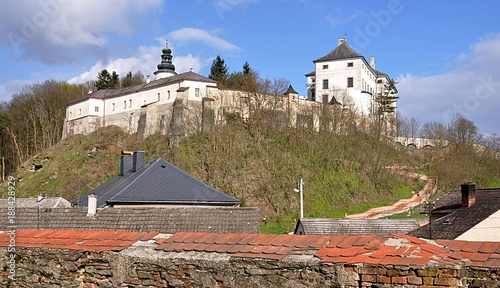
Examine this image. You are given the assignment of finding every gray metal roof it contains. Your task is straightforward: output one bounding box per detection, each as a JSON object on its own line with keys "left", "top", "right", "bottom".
{"left": 314, "top": 41, "right": 362, "bottom": 62}
{"left": 71, "top": 157, "right": 240, "bottom": 208}
{"left": 294, "top": 218, "right": 421, "bottom": 237}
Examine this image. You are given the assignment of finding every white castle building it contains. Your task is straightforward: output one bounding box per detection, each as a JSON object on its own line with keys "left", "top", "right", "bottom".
{"left": 306, "top": 37, "right": 397, "bottom": 117}
{"left": 63, "top": 39, "right": 397, "bottom": 141}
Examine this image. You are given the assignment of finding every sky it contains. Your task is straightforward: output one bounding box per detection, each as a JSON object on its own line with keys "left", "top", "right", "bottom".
{"left": 1, "top": 0, "right": 499, "bottom": 134}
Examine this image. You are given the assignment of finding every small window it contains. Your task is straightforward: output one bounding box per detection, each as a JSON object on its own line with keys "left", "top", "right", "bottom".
{"left": 79, "top": 109, "right": 81, "bottom": 115}
{"left": 129, "top": 99, "right": 132, "bottom": 108}
{"left": 112, "top": 103, "right": 115, "bottom": 111}
{"left": 124, "top": 101, "right": 127, "bottom": 109}
{"left": 323, "top": 79, "right": 328, "bottom": 90}
{"left": 347, "top": 77, "right": 354, "bottom": 88}
{"left": 347, "top": 62, "right": 353, "bottom": 67}
{"left": 158, "top": 93, "right": 161, "bottom": 101}
{"left": 377, "top": 79, "right": 383, "bottom": 84}
{"left": 167, "top": 90, "right": 170, "bottom": 99}
{"left": 195, "top": 88, "right": 200, "bottom": 97}
{"left": 95, "top": 106, "right": 99, "bottom": 112}
{"left": 322, "top": 65, "right": 328, "bottom": 69}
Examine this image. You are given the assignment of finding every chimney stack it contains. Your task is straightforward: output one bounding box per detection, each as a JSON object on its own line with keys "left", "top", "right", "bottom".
{"left": 146, "top": 75, "right": 150, "bottom": 84}
{"left": 338, "top": 38, "right": 345, "bottom": 46}
{"left": 370, "top": 57, "right": 375, "bottom": 69}
{"left": 87, "top": 194, "right": 97, "bottom": 216}
{"left": 461, "top": 182, "right": 476, "bottom": 208}
{"left": 120, "top": 150, "right": 134, "bottom": 176}
{"left": 132, "top": 151, "right": 145, "bottom": 172}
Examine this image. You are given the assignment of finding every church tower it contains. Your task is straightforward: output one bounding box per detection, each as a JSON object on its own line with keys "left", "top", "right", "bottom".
{"left": 154, "top": 42, "right": 177, "bottom": 80}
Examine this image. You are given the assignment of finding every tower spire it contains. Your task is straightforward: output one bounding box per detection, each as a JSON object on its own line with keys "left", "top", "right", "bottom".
{"left": 153, "top": 40, "right": 176, "bottom": 80}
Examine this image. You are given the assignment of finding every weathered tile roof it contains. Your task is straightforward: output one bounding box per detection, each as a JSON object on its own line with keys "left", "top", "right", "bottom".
{"left": 72, "top": 157, "right": 240, "bottom": 208}
{"left": 1, "top": 230, "right": 499, "bottom": 268}
{"left": 409, "top": 188, "right": 500, "bottom": 239}
{"left": 154, "top": 232, "right": 500, "bottom": 268}
{"left": 0, "top": 197, "right": 71, "bottom": 208}
{"left": 0, "top": 230, "right": 157, "bottom": 251}
{"left": 0, "top": 206, "right": 260, "bottom": 234}
{"left": 294, "top": 218, "right": 420, "bottom": 237}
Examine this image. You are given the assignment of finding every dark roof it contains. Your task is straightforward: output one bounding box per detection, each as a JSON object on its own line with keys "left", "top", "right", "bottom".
{"left": 71, "top": 157, "right": 240, "bottom": 208}
{"left": 0, "top": 207, "right": 260, "bottom": 234}
{"left": 67, "top": 71, "right": 217, "bottom": 106}
{"left": 284, "top": 85, "right": 298, "bottom": 95}
{"left": 314, "top": 41, "right": 362, "bottom": 62}
{"left": 294, "top": 218, "right": 420, "bottom": 237}
{"left": 409, "top": 188, "right": 500, "bottom": 240}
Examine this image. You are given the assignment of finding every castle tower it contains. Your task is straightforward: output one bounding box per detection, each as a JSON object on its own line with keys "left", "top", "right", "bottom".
{"left": 154, "top": 42, "right": 177, "bottom": 80}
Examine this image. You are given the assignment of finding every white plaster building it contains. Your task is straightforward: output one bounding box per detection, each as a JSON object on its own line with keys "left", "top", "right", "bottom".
{"left": 63, "top": 44, "right": 219, "bottom": 140}
{"left": 306, "top": 38, "right": 397, "bottom": 117}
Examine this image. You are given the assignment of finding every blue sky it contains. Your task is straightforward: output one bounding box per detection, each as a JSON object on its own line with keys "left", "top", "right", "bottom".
{"left": 1, "top": 0, "right": 499, "bottom": 134}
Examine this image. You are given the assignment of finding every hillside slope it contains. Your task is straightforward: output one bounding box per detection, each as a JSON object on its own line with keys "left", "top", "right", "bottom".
{"left": 3, "top": 124, "right": 428, "bottom": 231}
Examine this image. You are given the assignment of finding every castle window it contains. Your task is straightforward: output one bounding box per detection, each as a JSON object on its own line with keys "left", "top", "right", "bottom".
{"left": 195, "top": 88, "right": 200, "bottom": 97}
{"left": 347, "top": 77, "right": 354, "bottom": 88}
{"left": 168, "top": 90, "right": 170, "bottom": 99}
{"left": 158, "top": 93, "right": 161, "bottom": 101}
{"left": 323, "top": 79, "right": 328, "bottom": 89}
{"left": 347, "top": 62, "right": 353, "bottom": 67}
{"left": 112, "top": 103, "right": 115, "bottom": 111}
{"left": 322, "top": 65, "right": 328, "bottom": 69}
{"left": 124, "top": 101, "right": 127, "bottom": 109}
{"left": 79, "top": 109, "right": 81, "bottom": 115}
{"left": 95, "top": 106, "right": 99, "bottom": 112}
{"left": 129, "top": 100, "right": 132, "bottom": 108}
{"left": 377, "top": 79, "right": 383, "bottom": 84}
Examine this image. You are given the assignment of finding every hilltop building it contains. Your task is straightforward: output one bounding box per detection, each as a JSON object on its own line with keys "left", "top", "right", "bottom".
{"left": 63, "top": 39, "right": 398, "bottom": 140}
{"left": 306, "top": 37, "right": 398, "bottom": 118}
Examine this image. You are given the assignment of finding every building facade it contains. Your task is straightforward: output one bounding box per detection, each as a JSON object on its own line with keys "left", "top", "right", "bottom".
{"left": 306, "top": 38, "right": 397, "bottom": 118}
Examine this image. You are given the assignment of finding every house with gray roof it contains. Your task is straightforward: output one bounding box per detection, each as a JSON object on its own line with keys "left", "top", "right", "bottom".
{"left": 409, "top": 183, "right": 500, "bottom": 241}
{"left": 0, "top": 196, "right": 71, "bottom": 209}
{"left": 294, "top": 218, "right": 420, "bottom": 237}
{"left": 71, "top": 151, "right": 240, "bottom": 209}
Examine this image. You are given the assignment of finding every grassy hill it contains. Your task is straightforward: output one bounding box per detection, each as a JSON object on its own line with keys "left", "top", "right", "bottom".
{"left": 3, "top": 123, "right": 500, "bottom": 233}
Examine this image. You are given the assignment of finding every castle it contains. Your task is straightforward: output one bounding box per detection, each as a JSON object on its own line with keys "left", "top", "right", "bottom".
{"left": 63, "top": 39, "right": 397, "bottom": 141}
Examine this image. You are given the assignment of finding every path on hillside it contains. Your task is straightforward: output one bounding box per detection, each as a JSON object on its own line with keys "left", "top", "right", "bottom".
{"left": 344, "top": 166, "right": 437, "bottom": 219}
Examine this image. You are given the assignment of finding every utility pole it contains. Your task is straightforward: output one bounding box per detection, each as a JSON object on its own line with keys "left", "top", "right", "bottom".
{"left": 294, "top": 178, "right": 304, "bottom": 218}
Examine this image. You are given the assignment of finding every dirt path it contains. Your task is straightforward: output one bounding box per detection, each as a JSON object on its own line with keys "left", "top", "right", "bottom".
{"left": 344, "top": 166, "right": 437, "bottom": 219}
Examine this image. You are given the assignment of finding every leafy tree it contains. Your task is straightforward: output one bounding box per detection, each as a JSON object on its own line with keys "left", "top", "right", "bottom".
{"left": 208, "top": 55, "right": 228, "bottom": 86}
{"left": 95, "top": 69, "right": 119, "bottom": 90}
{"left": 120, "top": 71, "right": 145, "bottom": 88}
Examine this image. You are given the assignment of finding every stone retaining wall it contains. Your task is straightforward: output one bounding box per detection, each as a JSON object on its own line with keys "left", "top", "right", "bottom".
{"left": 1, "top": 246, "right": 498, "bottom": 288}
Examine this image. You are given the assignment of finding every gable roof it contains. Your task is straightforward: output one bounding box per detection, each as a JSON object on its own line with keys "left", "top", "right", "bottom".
{"left": 294, "top": 218, "right": 420, "bottom": 237}
{"left": 409, "top": 188, "right": 500, "bottom": 240}
{"left": 314, "top": 41, "right": 362, "bottom": 62}
{"left": 71, "top": 157, "right": 240, "bottom": 208}
{"left": 67, "top": 71, "right": 217, "bottom": 106}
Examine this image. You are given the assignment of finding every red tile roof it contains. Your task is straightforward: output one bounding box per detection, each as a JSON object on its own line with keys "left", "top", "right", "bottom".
{"left": 0, "top": 230, "right": 158, "bottom": 251}
{"left": 1, "top": 230, "right": 499, "bottom": 269}
{"left": 156, "top": 232, "right": 500, "bottom": 268}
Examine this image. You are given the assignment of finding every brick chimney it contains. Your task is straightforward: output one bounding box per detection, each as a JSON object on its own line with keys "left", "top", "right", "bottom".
{"left": 461, "top": 182, "right": 476, "bottom": 208}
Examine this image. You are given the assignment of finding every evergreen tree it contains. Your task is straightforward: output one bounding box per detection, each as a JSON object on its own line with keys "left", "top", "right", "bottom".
{"left": 95, "top": 69, "right": 119, "bottom": 90}
{"left": 243, "top": 61, "right": 251, "bottom": 75}
{"left": 375, "top": 78, "right": 399, "bottom": 114}
{"left": 208, "top": 55, "right": 228, "bottom": 86}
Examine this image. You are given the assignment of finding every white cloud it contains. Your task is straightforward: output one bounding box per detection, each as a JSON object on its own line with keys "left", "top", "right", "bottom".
{"left": 212, "top": 0, "right": 258, "bottom": 17}
{"left": 68, "top": 42, "right": 205, "bottom": 84}
{"left": 397, "top": 33, "right": 500, "bottom": 134}
{"left": 1, "top": 0, "right": 162, "bottom": 64}
{"left": 169, "top": 28, "right": 240, "bottom": 52}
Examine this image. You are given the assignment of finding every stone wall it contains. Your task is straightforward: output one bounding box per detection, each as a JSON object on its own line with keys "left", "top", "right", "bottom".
{"left": 1, "top": 246, "right": 498, "bottom": 288}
